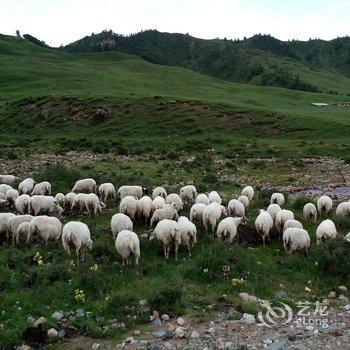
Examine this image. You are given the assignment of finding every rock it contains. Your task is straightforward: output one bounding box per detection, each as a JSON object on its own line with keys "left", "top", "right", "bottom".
{"left": 328, "top": 291, "right": 336, "bottom": 299}
{"left": 338, "top": 295, "right": 349, "bottom": 303}
{"left": 91, "top": 343, "right": 100, "bottom": 350}
{"left": 149, "top": 344, "right": 160, "bottom": 350}
{"left": 162, "top": 314, "right": 170, "bottom": 321}
{"left": 75, "top": 308, "right": 85, "bottom": 317}
{"left": 343, "top": 304, "right": 350, "bottom": 311}
{"left": 191, "top": 330, "right": 200, "bottom": 338}
{"left": 175, "top": 327, "right": 185, "bottom": 338}
{"left": 125, "top": 336, "right": 135, "bottom": 343}
{"left": 275, "top": 290, "right": 289, "bottom": 299}
{"left": 177, "top": 317, "right": 185, "bottom": 325}
{"left": 152, "top": 311, "right": 159, "bottom": 317}
{"left": 51, "top": 311, "right": 64, "bottom": 321}
{"left": 134, "top": 330, "right": 141, "bottom": 336}
{"left": 151, "top": 317, "right": 162, "bottom": 326}
{"left": 266, "top": 340, "right": 285, "bottom": 350}
{"left": 240, "top": 313, "right": 255, "bottom": 324}
{"left": 163, "top": 342, "right": 173, "bottom": 350}
{"left": 58, "top": 329, "right": 65, "bottom": 338}
{"left": 27, "top": 316, "right": 35, "bottom": 324}
{"left": 239, "top": 292, "right": 259, "bottom": 304}
{"left": 139, "top": 299, "right": 148, "bottom": 307}
{"left": 154, "top": 331, "right": 167, "bottom": 338}
{"left": 168, "top": 324, "right": 175, "bottom": 331}
{"left": 207, "top": 327, "right": 215, "bottom": 334}
{"left": 263, "top": 339, "right": 273, "bottom": 345}
{"left": 339, "top": 286, "right": 347, "bottom": 292}
{"left": 33, "top": 317, "right": 46, "bottom": 328}
{"left": 47, "top": 328, "right": 58, "bottom": 338}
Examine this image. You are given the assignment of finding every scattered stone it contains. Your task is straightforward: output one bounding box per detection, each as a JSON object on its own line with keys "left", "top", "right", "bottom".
{"left": 239, "top": 292, "right": 260, "bottom": 304}
{"left": 328, "top": 291, "right": 336, "bottom": 299}
{"left": 152, "top": 311, "right": 159, "bottom": 317}
{"left": 240, "top": 313, "right": 255, "bottom": 324}
{"left": 125, "top": 336, "right": 135, "bottom": 343}
{"left": 51, "top": 311, "right": 63, "bottom": 321}
{"left": 152, "top": 317, "right": 162, "bottom": 326}
{"left": 175, "top": 327, "right": 185, "bottom": 338}
{"left": 177, "top": 317, "right": 185, "bottom": 325}
{"left": 75, "top": 308, "right": 85, "bottom": 317}
{"left": 163, "top": 342, "right": 173, "bottom": 350}
{"left": 343, "top": 304, "right": 350, "bottom": 311}
{"left": 207, "top": 327, "right": 215, "bottom": 334}
{"left": 47, "top": 328, "right": 58, "bottom": 338}
{"left": 162, "top": 314, "right": 170, "bottom": 321}
{"left": 191, "top": 330, "right": 200, "bottom": 338}
{"left": 91, "top": 343, "right": 100, "bottom": 350}
{"left": 154, "top": 331, "right": 167, "bottom": 338}
{"left": 139, "top": 299, "right": 148, "bottom": 307}
{"left": 27, "top": 316, "right": 35, "bottom": 324}
{"left": 168, "top": 324, "right": 175, "bottom": 331}
{"left": 33, "top": 317, "right": 46, "bottom": 328}
{"left": 263, "top": 339, "right": 273, "bottom": 345}
{"left": 266, "top": 340, "right": 285, "bottom": 350}
{"left": 134, "top": 330, "right": 141, "bottom": 336}
{"left": 338, "top": 295, "right": 349, "bottom": 303}
{"left": 58, "top": 329, "right": 65, "bottom": 338}
{"left": 339, "top": 286, "right": 347, "bottom": 292}
{"left": 275, "top": 290, "right": 289, "bottom": 299}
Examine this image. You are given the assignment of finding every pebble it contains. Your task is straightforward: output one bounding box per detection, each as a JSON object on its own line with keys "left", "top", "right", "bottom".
{"left": 177, "top": 317, "right": 185, "bottom": 325}
{"left": 125, "top": 336, "right": 135, "bottom": 343}
{"left": 139, "top": 299, "right": 148, "bottom": 307}
{"left": 47, "top": 328, "right": 58, "bottom": 338}
{"left": 51, "top": 311, "right": 64, "bottom": 321}
{"left": 152, "top": 317, "right": 162, "bottom": 326}
{"left": 328, "top": 291, "right": 336, "bottom": 299}
{"left": 191, "top": 330, "right": 200, "bottom": 338}
{"left": 275, "top": 290, "right": 289, "bottom": 299}
{"left": 154, "top": 331, "right": 167, "bottom": 338}
{"left": 27, "top": 316, "right": 35, "bottom": 324}
{"left": 339, "top": 286, "right": 347, "bottom": 292}
{"left": 207, "top": 327, "right": 215, "bottom": 334}
{"left": 58, "top": 329, "right": 65, "bottom": 338}
{"left": 175, "top": 327, "right": 185, "bottom": 338}
{"left": 239, "top": 292, "right": 260, "bottom": 304}
{"left": 75, "top": 308, "right": 85, "bottom": 317}
{"left": 162, "top": 314, "right": 170, "bottom": 321}
{"left": 338, "top": 295, "right": 349, "bottom": 303}
{"left": 91, "top": 343, "right": 100, "bottom": 350}
{"left": 343, "top": 304, "right": 350, "bottom": 311}
{"left": 240, "top": 313, "right": 255, "bottom": 324}
{"left": 33, "top": 317, "right": 46, "bottom": 328}
{"left": 134, "top": 330, "right": 141, "bottom": 336}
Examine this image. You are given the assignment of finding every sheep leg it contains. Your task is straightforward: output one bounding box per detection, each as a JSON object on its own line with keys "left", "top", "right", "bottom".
{"left": 175, "top": 241, "right": 179, "bottom": 260}
{"left": 163, "top": 244, "right": 167, "bottom": 258}
{"left": 187, "top": 243, "right": 191, "bottom": 258}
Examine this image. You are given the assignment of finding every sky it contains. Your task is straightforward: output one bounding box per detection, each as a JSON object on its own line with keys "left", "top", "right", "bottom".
{"left": 0, "top": 0, "right": 349, "bottom": 46}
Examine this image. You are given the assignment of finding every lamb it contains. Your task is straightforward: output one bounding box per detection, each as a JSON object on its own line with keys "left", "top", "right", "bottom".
{"left": 316, "top": 219, "right": 337, "bottom": 244}
{"left": 55, "top": 193, "right": 66, "bottom": 208}
{"left": 29, "top": 195, "right": 62, "bottom": 217}
{"left": 166, "top": 193, "right": 184, "bottom": 211}
{"left": 195, "top": 193, "right": 209, "bottom": 205}
{"left": 119, "top": 196, "right": 138, "bottom": 219}
{"left": 85, "top": 193, "right": 106, "bottom": 216}
{"left": 0, "top": 212, "right": 16, "bottom": 237}
{"left": 18, "top": 178, "right": 35, "bottom": 195}
{"left": 179, "top": 185, "right": 197, "bottom": 202}
{"left": 111, "top": 213, "right": 133, "bottom": 239}
{"left": 283, "top": 228, "right": 310, "bottom": 254}
{"left": 137, "top": 196, "right": 153, "bottom": 222}
{"left": 241, "top": 186, "right": 254, "bottom": 201}
{"left": 151, "top": 196, "right": 166, "bottom": 212}
{"left": 176, "top": 216, "right": 197, "bottom": 258}
{"left": 72, "top": 178, "right": 96, "bottom": 193}
{"left": 283, "top": 219, "right": 303, "bottom": 233}
{"left": 270, "top": 193, "right": 285, "bottom": 207}
{"left": 217, "top": 216, "right": 246, "bottom": 244}
{"left": 208, "top": 191, "right": 222, "bottom": 205}
{"left": 8, "top": 215, "right": 33, "bottom": 243}
{"left": 118, "top": 185, "right": 143, "bottom": 199}
{"left": 27, "top": 216, "right": 62, "bottom": 245}
{"left": 317, "top": 195, "right": 333, "bottom": 215}
{"left": 0, "top": 184, "right": 13, "bottom": 196}
{"left": 0, "top": 175, "right": 19, "bottom": 185}
{"left": 150, "top": 203, "right": 179, "bottom": 227}
{"left": 275, "top": 209, "right": 294, "bottom": 232}
{"left": 6, "top": 189, "right": 19, "bottom": 206}
{"left": 15, "top": 194, "right": 31, "bottom": 214}
{"left": 152, "top": 187, "right": 167, "bottom": 199}
{"left": 190, "top": 203, "right": 207, "bottom": 223}
{"left": 31, "top": 181, "right": 51, "bottom": 196}
{"left": 238, "top": 195, "right": 250, "bottom": 209}
{"left": 203, "top": 202, "right": 227, "bottom": 232}
{"left": 115, "top": 230, "right": 140, "bottom": 266}
{"left": 62, "top": 221, "right": 92, "bottom": 263}
{"left": 335, "top": 202, "right": 350, "bottom": 217}
{"left": 255, "top": 209, "right": 274, "bottom": 245}
{"left": 227, "top": 199, "right": 245, "bottom": 217}
{"left": 267, "top": 203, "right": 281, "bottom": 222}
{"left": 149, "top": 219, "right": 179, "bottom": 259}
{"left": 65, "top": 192, "right": 77, "bottom": 212}
{"left": 98, "top": 183, "right": 116, "bottom": 203}
{"left": 303, "top": 203, "right": 317, "bottom": 222}
{"left": 15, "top": 221, "right": 30, "bottom": 245}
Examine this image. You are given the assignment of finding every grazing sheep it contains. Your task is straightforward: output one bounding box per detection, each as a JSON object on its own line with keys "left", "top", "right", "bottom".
{"left": 118, "top": 185, "right": 143, "bottom": 199}
{"left": 152, "top": 186, "right": 167, "bottom": 199}
{"left": 85, "top": 193, "right": 106, "bottom": 216}
{"left": 137, "top": 196, "right": 153, "bottom": 222}
{"left": 149, "top": 219, "right": 179, "bottom": 259}
{"left": 151, "top": 196, "right": 166, "bottom": 212}
{"left": 190, "top": 203, "right": 207, "bottom": 223}
{"left": 31, "top": 181, "right": 51, "bottom": 196}
{"left": 72, "top": 178, "right": 96, "bottom": 193}
{"left": 119, "top": 196, "right": 138, "bottom": 219}
{"left": 18, "top": 178, "right": 35, "bottom": 195}
{"left": 62, "top": 221, "right": 92, "bottom": 263}
{"left": 316, "top": 219, "right": 337, "bottom": 244}
{"left": 27, "top": 216, "right": 62, "bottom": 245}
{"left": 255, "top": 209, "right": 274, "bottom": 245}
{"left": 275, "top": 209, "right": 294, "bottom": 232}
{"left": 0, "top": 212, "right": 16, "bottom": 237}
{"left": 15, "top": 194, "right": 31, "bottom": 214}
{"left": 176, "top": 216, "right": 197, "bottom": 258}
{"left": 65, "top": 192, "right": 77, "bottom": 212}
{"left": 208, "top": 191, "right": 222, "bottom": 205}
{"left": 195, "top": 193, "right": 209, "bottom": 205}
{"left": 0, "top": 175, "right": 19, "bottom": 185}
{"left": 227, "top": 199, "right": 245, "bottom": 217}
{"left": 15, "top": 221, "right": 30, "bottom": 245}
{"left": 74, "top": 193, "right": 89, "bottom": 212}
{"left": 217, "top": 216, "right": 246, "bottom": 244}
{"left": 335, "top": 202, "right": 350, "bottom": 217}
{"left": 267, "top": 203, "right": 282, "bottom": 223}
{"left": 344, "top": 232, "right": 350, "bottom": 242}
{"left": 241, "top": 186, "right": 254, "bottom": 201}
{"left": 111, "top": 213, "right": 133, "bottom": 239}
{"left": 150, "top": 203, "right": 179, "bottom": 227}
{"left": 6, "top": 189, "right": 19, "bottom": 206}
{"left": 98, "top": 183, "right": 116, "bottom": 203}
{"left": 8, "top": 215, "right": 33, "bottom": 243}
{"left": 203, "top": 202, "right": 226, "bottom": 232}
{"left": 283, "top": 219, "right": 303, "bottom": 233}
{"left": 179, "top": 185, "right": 197, "bottom": 202}
{"left": 55, "top": 193, "right": 66, "bottom": 208}
{"left": 29, "top": 195, "right": 62, "bottom": 217}
{"left": 0, "top": 184, "right": 13, "bottom": 196}
{"left": 115, "top": 230, "right": 140, "bottom": 266}
{"left": 166, "top": 193, "right": 183, "bottom": 211}
{"left": 270, "top": 193, "right": 285, "bottom": 207}
{"left": 317, "top": 195, "right": 333, "bottom": 215}
{"left": 238, "top": 195, "right": 250, "bottom": 209}
{"left": 283, "top": 228, "right": 310, "bottom": 255}
{"left": 303, "top": 203, "right": 317, "bottom": 222}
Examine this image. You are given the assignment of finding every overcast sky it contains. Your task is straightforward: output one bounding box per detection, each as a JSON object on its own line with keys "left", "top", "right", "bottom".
{"left": 1, "top": 0, "right": 349, "bottom": 46}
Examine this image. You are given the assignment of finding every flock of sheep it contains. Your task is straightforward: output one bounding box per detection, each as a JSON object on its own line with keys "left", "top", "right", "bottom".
{"left": 0, "top": 174, "right": 349, "bottom": 266}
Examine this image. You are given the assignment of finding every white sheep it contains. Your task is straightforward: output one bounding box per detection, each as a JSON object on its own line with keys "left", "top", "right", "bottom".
{"left": 119, "top": 196, "right": 138, "bottom": 219}
{"left": 31, "top": 181, "right": 51, "bottom": 196}
{"left": 151, "top": 196, "right": 166, "bottom": 212}
{"left": 6, "top": 189, "right": 19, "bottom": 206}
{"left": 241, "top": 186, "right": 254, "bottom": 201}
{"left": 166, "top": 193, "right": 184, "bottom": 211}
{"left": 15, "top": 194, "right": 31, "bottom": 214}
{"left": 85, "top": 193, "right": 106, "bottom": 216}
{"left": 195, "top": 193, "right": 209, "bottom": 205}
{"left": 217, "top": 216, "right": 246, "bottom": 244}
{"left": 303, "top": 203, "right": 317, "bottom": 222}
{"left": 267, "top": 203, "right": 282, "bottom": 222}
{"left": 65, "top": 192, "right": 77, "bottom": 212}
{"left": 15, "top": 221, "right": 30, "bottom": 245}
{"left": 203, "top": 202, "right": 226, "bottom": 232}
{"left": 317, "top": 195, "right": 333, "bottom": 215}
{"left": 74, "top": 193, "right": 89, "bottom": 212}
{"left": 72, "top": 178, "right": 96, "bottom": 193}
{"left": 98, "top": 183, "right": 116, "bottom": 203}
{"left": 176, "top": 216, "right": 197, "bottom": 257}
{"left": 29, "top": 195, "right": 62, "bottom": 217}
{"left": 149, "top": 219, "right": 179, "bottom": 259}
{"left": 0, "top": 174, "right": 19, "bottom": 185}
{"left": 283, "top": 219, "right": 303, "bottom": 233}
{"left": 111, "top": 213, "right": 133, "bottom": 239}
{"left": 179, "top": 185, "right": 197, "bottom": 202}
{"left": 0, "top": 212, "right": 16, "bottom": 237}
{"left": 316, "top": 219, "right": 337, "bottom": 244}
{"left": 238, "top": 195, "right": 249, "bottom": 209}
{"left": 0, "top": 184, "right": 13, "bottom": 196}
{"left": 270, "top": 193, "right": 285, "bottom": 207}
{"left": 54, "top": 193, "right": 66, "bottom": 208}
{"left": 118, "top": 185, "right": 143, "bottom": 199}
{"left": 255, "top": 209, "right": 274, "bottom": 245}
{"left": 27, "top": 216, "right": 62, "bottom": 245}
{"left": 208, "top": 191, "right": 222, "bottom": 205}
{"left": 190, "top": 203, "right": 207, "bottom": 223}
{"left": 137, "top": 196, "right": 153, "bottom": 222}
{"left": 115, "top": 230, "right": 140, "bottom": 266}
{"left": 335, "top": 202, "right": 350, "bottom": 217}
{"left": 8, "top": 215, "right": 33, "bottom": 243}
{"left": 283, "top": 228, "right": 310, "bottom": 254}
{"left": 227, "top": 199, "right": 245, "bottom": 217}
{"left": 152, "top": 186, "right": 167, "bottom": 199}
{"left": 18, "top": 178, "right": 35, "bottom": 195}
{"left": 275, "top": 209, "right": 294, "bottom": 232}
{"left": 62, "top": 221, "right": 92, "bottom": 263}
{"left": 150, "top": 203, "right": 178, "bottom": 227}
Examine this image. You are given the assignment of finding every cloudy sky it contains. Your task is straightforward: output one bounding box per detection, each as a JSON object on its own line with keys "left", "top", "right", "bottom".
{"left": 1, "top": 0, "right": 349, "bottom": 46}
